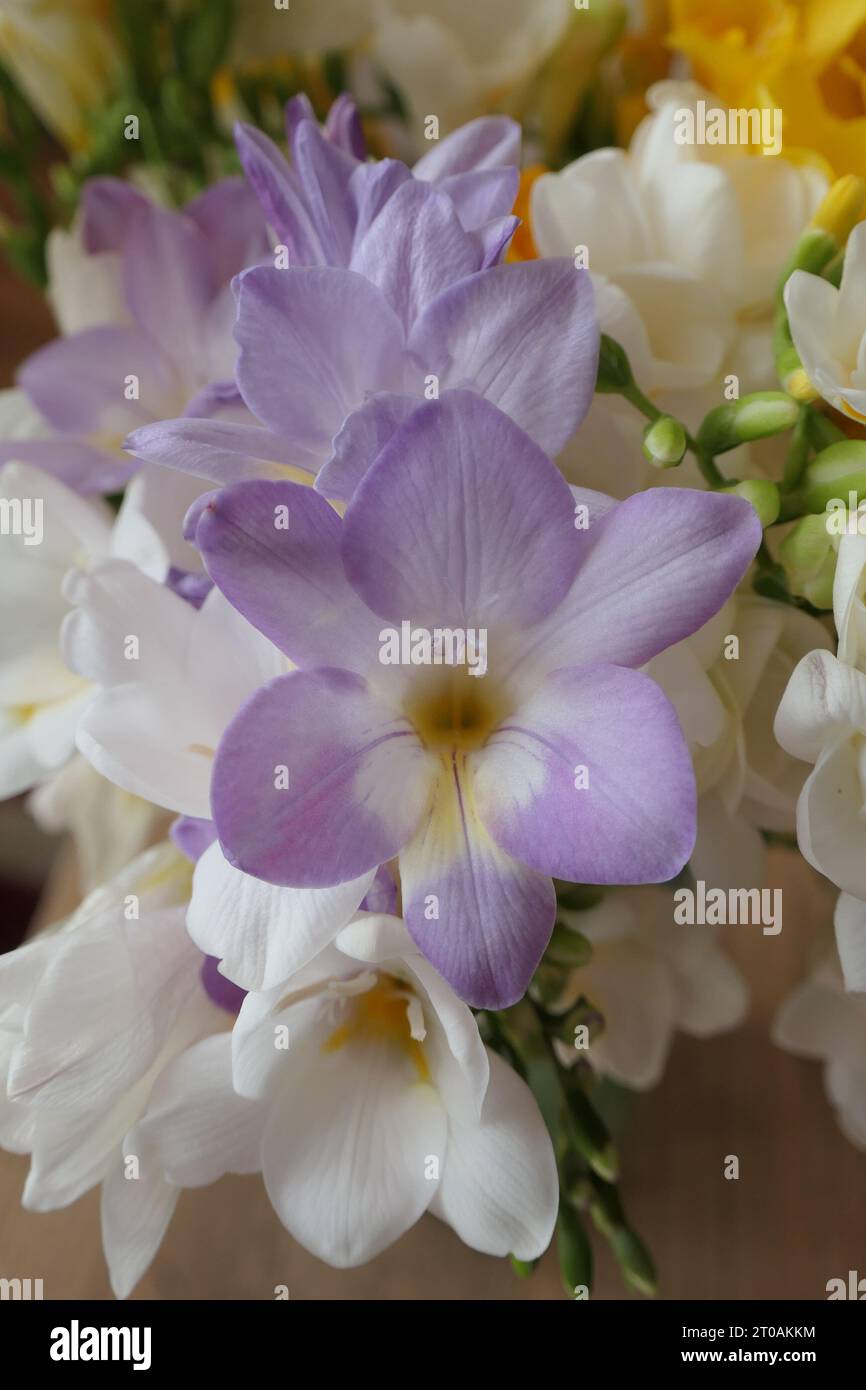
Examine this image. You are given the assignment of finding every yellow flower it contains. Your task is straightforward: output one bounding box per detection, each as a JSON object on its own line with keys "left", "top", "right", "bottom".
{"left": 0, "top": 0, "right": 121, "bottom": 151}
{"left": 667, "top": 0, "right": 866, "bottom": 178}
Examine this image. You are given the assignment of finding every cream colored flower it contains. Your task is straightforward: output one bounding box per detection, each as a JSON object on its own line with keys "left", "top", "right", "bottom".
{"left": 0, "top": 1, "right": 121, "bottom": 151}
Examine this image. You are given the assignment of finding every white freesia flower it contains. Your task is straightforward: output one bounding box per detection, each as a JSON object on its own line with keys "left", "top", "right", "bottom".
{"left": 45, "top": 211, "right": 127, "bottom": 336}
{"left": 0, "top": 842, "right": 225, "bottom": 1212}
{"left": 371, "top": 0, "right": 572, "bottom": 145}
{"left": 232, "top": 0, "right": 573, "bottom": 147}
{"left": 775, "top": 532, "right": 866, "bottom": 900}
{"left": 62, "top": 556, "right": 378, "bottom": 980}
{"left": 232, "top": 911, "right": 558, "bottom": 1267}
{"left": 531, "top": 81, "right": 826, "bottom": 491}
{"left": 773, "top": 950, "right": 866, "bottom": 1149}
{"left": 28, "top": 754, "right": 165, "bottom": 893}
{"left": 552, "top": 890, "right": 747, "bottom": 1089}
{"left": 0, "top": 462, "right": 110, "bottom": 796}
{"left": 785, "top": 220, "right": 866, "bottom": 423}
{"left": 651, "top": 592, "right": 832, "bottom": 888}
{"left": 0, "top": 460, "right": 199, "bottom": 799}
{"left": 60, "top": 558, "right": 283, "bottom": 820}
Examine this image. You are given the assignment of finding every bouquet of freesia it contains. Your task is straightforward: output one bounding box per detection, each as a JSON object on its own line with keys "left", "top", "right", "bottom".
{"left": 2, "top": 0, "right": 866, "bottom": 1304}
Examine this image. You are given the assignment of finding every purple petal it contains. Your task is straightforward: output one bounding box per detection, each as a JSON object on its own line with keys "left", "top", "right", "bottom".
{"left": 234, "top": 266, "right": 405, "bottom": 457}
{"left": 400, "top": 757, "right": 555, "bottom": 1009}
{"left": 18, "top": 326, "right": 174, "bottom": 433}
{"left": 323, "top": 93, "right": 367, "bottom": 160}
{"left": 171, "top": 815, "right": 218, "bottom": 863}
{"left": 316, "top": 392, "right": 420, "bottom": 501}
{"left": 193, "top": 479, "right": 383, "bottom": 673}
{"left": 514, "top": 489, "right": 763, "bottom": 675}
{"left": 234, "top": 122, "right": 323, "bottom": 264}
{"left": 433, "top": 168, "right": 520, "bottom": 231}
{"left": 181, "top": 381, "right": 243, "bottom": 419}
{"left": 211, "top": 668, "right": 434, "bottom": 887}
{"left": 185, "top": 177, "right": 270, "bottom": 283}
{"left": 80, "top": 178, "right": 150, "bottom": 254}
{"left": 285, "top": 93, "right": 317, "bottom": 144}
{"left": 0, "top": 438, "right": 137, "bottom": 494}
{"left": 349, "top": 159, "right": 413, "bottom": 245}
{"left": 350, "top": 180, "right": 481, "bottom": 331}
{"left": 361, "top": 865, "right": 399, "bottom": 915}
{"left": 292, "top": 118, "right": 359, "bottom": 266}
{"left": 342, "top": 391, "right": 580, "bottom": 630}
{"left": 123, "top": 204, "right": 216, "bottom": 375}
{"left": 165, "top": 567, "right": 213, "bottom": 609}
{"left": 413, "top": 116, "right": 521, "bottom": 181}
{"left": 200, "top": 954, "right": 247, "bottom": 1014}
{"left": 475, "top": 664, "right": 696, "bottom": 883}
{"left": 410, "top": 259, "right": 599, "bottom": 457}
{"left": 473, "top": 214, "right": 520, "bottom": 268}
{"left": 126, "top": 416, "right": 320, "bottom": 485}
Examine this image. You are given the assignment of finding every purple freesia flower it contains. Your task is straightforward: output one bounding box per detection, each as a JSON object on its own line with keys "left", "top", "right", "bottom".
{"left": 0, "top": 177, "right": 269, "bottom": 494}
{"left": 190, "top": 392, "right": 761, "bottom": 1009}
{"left": 235, "top": 92, "right": 521, "bottom": 268}
{"left": 124, "top": 94, "right": 565, "bottom": 502}
{"left": 126, "top": 251, "right": 598, "bottom": 499}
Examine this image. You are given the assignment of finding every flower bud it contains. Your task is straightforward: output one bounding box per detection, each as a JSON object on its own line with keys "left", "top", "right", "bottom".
{"left": 778, "top": 514, "right": 838, "bottom": 608}
{"left": 642, "top": 414, "right": 687, "bottom": 468}
{"left": 784, "top": 367, "right": 820, "bottom": 403}
{"left": 810, "top": 175, "right": 866, "bottom": 246}
{"left": 557, "top": 1203, "right": 593, "bottom": 1296}
{"left": 796, "top": 439, "right": 866, "bottom": 513}
{"left": 546, "top": 922, "right": 593, "bottom": 967}
{"left": 611, "top": 1227, "right": 658, "bottom": 1298}
{"left": 719, "top": 479, "right": 781, "bottom": 528}
{"left": 562, "top": 1072, "right": 619, "bottom": 1181}
{"left": 697, "top": 392, "right": 799, "bottom": 455}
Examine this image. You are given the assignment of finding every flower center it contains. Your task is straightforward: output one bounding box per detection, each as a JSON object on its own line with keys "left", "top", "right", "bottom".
{"left": 322, "top": 974, "right": 430, "bottom": 1081}
{"left": 404, "top": 668, "right": 509, "bottom": 753}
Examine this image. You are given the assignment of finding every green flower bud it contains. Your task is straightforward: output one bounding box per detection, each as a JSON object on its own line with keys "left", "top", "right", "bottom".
{"left": 781, "top": 226, "right": 838, "bottom": 280}
{"left": 557, "top": 1202, "right": 593, "bottom": 1298}
{"left": 795, "top": 439, "right": 866, "bottom": 513}
{"left": 610, "top": 1227, "right": 658, "bottom": 1298}
{"left": 778, "top": 514, "right": 838, "bottom": 608}
{"left": 642, "top": 415, "right": 687, "bottom": 468}
{"left": 594, "top": 333, "right": 634, "bottom": 393}
{"left": 562, "top": 1075, "right": 619, "bottom": 1182}
{"left": 545, "top": 922, "right": 593, "bottom": 967}
{"left": 720, "top": 479, "right": 781, "bottom": 528}
{"left": 529, "top": 961, "right": 574, "bottom": 1015}
{"left": 697, "top": 392, "right": 800, "bottom": 455}
{"left": 554, "top": 881, "right": 604, "bottom": 911}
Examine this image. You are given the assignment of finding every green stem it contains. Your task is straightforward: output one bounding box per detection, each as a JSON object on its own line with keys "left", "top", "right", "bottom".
{"left": 782, "top": 406, "right": 812, "bottom": 493}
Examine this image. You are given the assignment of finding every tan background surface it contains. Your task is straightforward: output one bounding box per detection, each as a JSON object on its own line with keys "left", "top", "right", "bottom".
{"left": 1, "top": 245, "right": 863, "bottom": 1303}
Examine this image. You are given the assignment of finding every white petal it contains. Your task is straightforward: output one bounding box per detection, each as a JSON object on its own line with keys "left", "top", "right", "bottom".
{"left": 579, "top": 942, "right": 677, "bottom": 1090}
{"left": 775, "top": 650, "right": 866, "bottom": 764}
{"left": 784, "top": 270, "right": 844, "bottom": 406}
{"left": 796, "top": 736, "right": 866, "bottom": 897}
{"left": 189, "top": 841, "right": 374, "bottom": 992}
{"left": 100, "top": 1145, "right": 178, "bottom": 1300}
{"left": 8, "top": 907, "right": 201, "bottom": 1111}
{"left": 772, "top": 975, "right": 861, "bottom": 1058}
{"left": 835, "top": 892, "right": 866, "bottom": 993}
{"left": 262, "top": 1033, "right": 446, "bottom": 1267}
{"left": 137, "top": 1034, "right": 264, "bottom": 1187}
{"left": 431, "top": 1048, "right": 557, "bottom": 1260}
